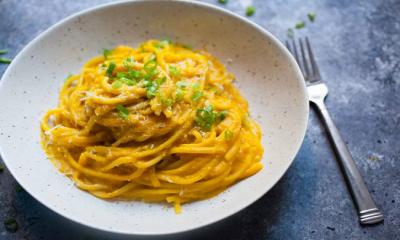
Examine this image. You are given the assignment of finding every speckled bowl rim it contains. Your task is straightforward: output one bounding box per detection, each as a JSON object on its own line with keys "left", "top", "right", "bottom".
{"left": 0, "top": 0, "right": 309, "bottom": 236}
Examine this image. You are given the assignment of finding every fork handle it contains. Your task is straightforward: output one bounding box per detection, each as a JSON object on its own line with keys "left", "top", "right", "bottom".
{"left": 313, "top": 100, "right": 384, "bottom": 225}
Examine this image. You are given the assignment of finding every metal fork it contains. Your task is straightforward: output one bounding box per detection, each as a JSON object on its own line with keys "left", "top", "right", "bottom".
{"left": 286, "top": 38, "right": 384, "bottom": 225}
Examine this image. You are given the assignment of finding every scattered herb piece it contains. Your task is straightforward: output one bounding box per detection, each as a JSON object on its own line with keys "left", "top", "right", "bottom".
{"left": 308, "top": 12, "right": 316, "bottom": 22}
{"left": 0, "top": 57, "right": 12, "bottom": 64}
{"left": 192, "top": 90, "right": 203, "bottom": 101}
{"left": 287, "top": 28, "right": 294, "bottom": 38}
{"left": 195, "top": 105, "right": 227, "bottom": 131}
{"left": 216, "top": 110, "right": 228, "bottom": 122}
{"left": 169, "top": 65, "right": 180, "bottom": 77}
{"left": 116, "top": 105, "right": 129, "bottom": 119}
{"left": 295, "top": 21, "right": 305, "bottom": 29}
{"left": 4, "top": 218, "right": 18, "bottom": 233}
{"left": 128, "top": 70, "right": 142, "bottom": 79}
{"left": 176, "top": 81, "right": 189, "bottom": 88}
{"left": 224, "top": 130, "right": 234, "bottom": 141}
{"left": 218, "top": 0, "right": 227, "bottom": 4}
{"left": 123, "top": 57, "right": 134, "bottom": 68}
{"left": 0, "top": 164, "right": 4, "bottom": 173}
{"left": 103, "top": 49, "right": 112, "bottom": 59}
{"left": 0, "top": 49, "right": 8, "bottom": 55}
{"left": 112, "top": 80, "right": 122, "bottom": 89}
{"left": 155, "top": 39, "right": 171, "bottom": 49}
{"left": 106, "top": 62, "right": 116, "bottom": 77}
{"left": 246, "top": 6, "right": 256, "bottom": 16}
{"left": 175, "top": 88, "right": 184, "bottom": 101}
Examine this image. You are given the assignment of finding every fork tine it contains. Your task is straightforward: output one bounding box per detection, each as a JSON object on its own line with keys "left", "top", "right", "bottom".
{"left": 291, "top": 39, "right": 304, "bottom": 74}
{"left": 305, "top": 37, "right": 321, "bottom": 79}
{"left": 299, "top": 38, "right": 310, "bottom": 78}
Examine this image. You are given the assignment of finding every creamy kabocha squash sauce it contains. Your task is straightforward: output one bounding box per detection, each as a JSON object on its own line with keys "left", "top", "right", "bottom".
{"left": 41, "top": 40, "right": 263, "bottom": 213}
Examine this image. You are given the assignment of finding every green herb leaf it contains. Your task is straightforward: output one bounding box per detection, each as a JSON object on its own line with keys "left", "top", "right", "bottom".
{"left": 120, "top": 77, "right": 136, "bottom": 86}
{"left": 128, "top": 70, "right": 142, "bottom": 79}
{"left": 103, "top": 49, "right": 112, "bottom": 59}
{"left": 0, "top": 57, "right": 12, "bottom": 64}
{"left": 195, "top": 105, "right": 215, "bottom": 131}
{"left": 175, "top": 88, "right": 184, "bottom": 101}
{"left": 295, "top": 21, "right": 305, "bottom": 29}
{"left": 106, "top": 62, "right": 116, "bottom": 77}
{"left": 116, "top": 105, "right": 129, "bottom": 119}
{"left": 246, "top": 6, "right": 256, "bottom": 16}
{"left": 287, "top": 28, "right": 294, "bottom": 39}
{"left": 218, "top": 0, "right": 228, "bottom": 4}
{"left": 224, "top": 130, "right": 234, "bottom": 141}
{"left": 169, "top": 65, "right": 180, "bottom": 77}
{"left": 4, "top": 218, "right": 18, "bottom": 233}
{"left": 155, "top": 77, "right": 166, "bottom": 85}
{"left": 216, "top": 110, "right": 228, "bottom": 122}
{"left": 112, "top": 80, "right": 123, "bottom": 89}
{"left": 192, "top": 90, "right": 203, "bottom": 101}
{"left": 123, "top": 57, "right": 135, "bottom": 68}
{"left": 308, "top": 12, "right": 316, "bottom": 22}
{"left": 176, "top": 81, "right": 189, "bottom": 88}
{"left": 0, "top": 49, "right": 8, "bottom": 55}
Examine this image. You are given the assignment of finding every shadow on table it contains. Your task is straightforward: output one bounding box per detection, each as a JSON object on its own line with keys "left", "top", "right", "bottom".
{"left": 14, "top": 174, "right": 288, "bottom": 240}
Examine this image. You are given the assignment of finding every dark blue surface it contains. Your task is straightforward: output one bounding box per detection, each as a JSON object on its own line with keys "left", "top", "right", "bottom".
{"left": 0, "top": 0, "right": 399, "bottom": 239}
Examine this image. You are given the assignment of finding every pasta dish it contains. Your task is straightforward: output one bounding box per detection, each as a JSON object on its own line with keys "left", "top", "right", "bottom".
{"left": 40, "top": 40, "right": 263, "bottom": 213}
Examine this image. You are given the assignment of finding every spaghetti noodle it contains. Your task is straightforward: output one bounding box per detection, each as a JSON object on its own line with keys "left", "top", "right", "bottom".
{"left": 41, "top": 40, "right": 263, "bottom": 213}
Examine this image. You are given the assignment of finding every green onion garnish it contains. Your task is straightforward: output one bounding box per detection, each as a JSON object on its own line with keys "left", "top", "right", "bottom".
{"left": 116, "top": 105, "right": 129, "bottom": 119}
{"left": 0, "top": 57, "right": 12, "bottom": 64}
{"left": 169, "top": 65, "right": 180, "bottom": 77}
{"left": 0, "top": 49, "right": 8, "bottom": 55}
{"left": 106, "top": 62, "right": 116, "bottom": 77}
{"left": 123, "top": 57, "right": 134, "bottom": 68}
{"left": 218, "top": 0, "right": 228, "bottom": 4}
{"left": 216, "top": 110, "right": 228, "bottom": 122}
{"left": 112, "top": 80, "right": 122, "bottom": 89}
{"left": 175, "top": 88, "right": 184, "bottom": 101}
{"left": 224, "top": 130, "right": 233, "bottom": 140}
{"left": 295, "top": 21, "right": 305, "bottom": 29}
{"left": 128, "top": 70, "right": 141, "bottom": 79}
{"left": 103, "top": 49, "right": 112, "bottom": 59}
{"left": 246, "top": 6, "right": 256, "bottom": 16}
{"left": 176, "top": 81, "right": 189, "bottom": 88}
{"left": 4, "top": 218, "right": 18, "bottom": 232}
{"left": 308, "top": 12, "right": 316, "bottom": 22}
{"left": 192, "top": 90, "right": 203, "bottom": 101}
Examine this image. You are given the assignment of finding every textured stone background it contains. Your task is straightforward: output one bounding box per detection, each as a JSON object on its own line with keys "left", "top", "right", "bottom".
{"left": 0, "top": 0, "right": 399, "bottom": 239}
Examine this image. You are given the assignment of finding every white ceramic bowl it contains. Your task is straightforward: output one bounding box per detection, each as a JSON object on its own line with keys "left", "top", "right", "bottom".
{"left": 0, "top": 0, "right": 308, "bottom": 236}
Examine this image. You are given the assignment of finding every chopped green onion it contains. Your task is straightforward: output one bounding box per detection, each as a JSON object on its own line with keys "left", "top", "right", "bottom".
{"left": 144, "top": 60, "right": 157, "bottom": 72}
{"left": 308, "top": 12, "right": 316, "bottom": 22}
{"left": 106, "top": 62, "right": 116, "bottom": 77}
{"left": 120, "top": 77, "right": 136, "bottom": 86}
{"left": 192, "top": 90, "right": 203, "bottom": 101}
{"left": 146, "top": 85, "right": 158, "bottom": 98}
{"left": 103, "top": 49, "right": 112, "bottom": 59}
{"left": 0, "top": 57, "right": 12, "bottom": 64}
{"left": 287, "top": 28, "right": 294, "bottom": 38}
{"left": 116, "top": 72, "right": 126, "bottom": 78}
{"left": 246, "top": 6, "right": 256, "bottom": 16}
{"left": 4, "top": 218, "right": 18, "bottom": 233}
{"left": 116, "top": 105, "right": 129, "bottom": 119}
{"left": 216, "top": 110, "right": 228, "bottom": 122}
{"left": 176, "top": 81, "right": 189, "bottom": 88}
{"left": 112, "top": 80, "right": 122, "bottom": 89}
{"left": 0, "top": 49, "right": 8, "bottom": 55}
{"left": 295, "top": 21, "right": 305, "bottom": 29}
{"left": 175, "top": 88, "right": 184, "bottom": 101}
{"left": 155, "top": 39, "right": 171, "bottom": 49}
{"left": 128, "top": 70, "right": 142, "bottom": 79}
{"left": 155, "top": 77, "right": 166, "bottom": 85}
{"left": 224, "top": 130, "right": 233, "bottom": 141}
{"left": 123, "top": 57, "right": 135, "bottom": 68}
{"left": 218, "top": 0, "right": 227, "bottom": 4}
{"left": 169, "top": 65, "right": 180, "bottom": 77}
